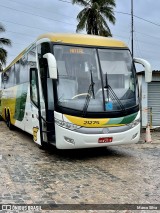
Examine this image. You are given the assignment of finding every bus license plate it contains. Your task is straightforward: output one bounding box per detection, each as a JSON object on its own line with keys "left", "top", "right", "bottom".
{"left": 98, "top": 137, "right": 113, "bottom": 143}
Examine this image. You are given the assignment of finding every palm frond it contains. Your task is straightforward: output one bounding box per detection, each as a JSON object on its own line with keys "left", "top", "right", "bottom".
{"left": 0, "top": 24, "right": 11, "bottom": 65}
{"left": 72, "top": 0, "right": 89, "bottom": 7}
{"left": 0, "top": 38, "right": 12, "bottom": 46}
{"left": 76, "top": 20, "right": 86, "bottom": 32}
{"left": 77, "top": 8, "right": 89, "bottom": 21}
{"left": 0, "top": 48, "right": 7, "bottom": 65}
{"left": 73, "top": 0, "right": 116, "bottom": 36}
{"left": 0, "top": 24, "right": 5, "bottom": 33}
{"left": 76, "top": 10, "right": 89, "bottom": 32}
{"left": 101, "top": 0, "right": 116, "bottom": 7}
{"left": 100, "top": 6, "right": 116, "bottom": 24}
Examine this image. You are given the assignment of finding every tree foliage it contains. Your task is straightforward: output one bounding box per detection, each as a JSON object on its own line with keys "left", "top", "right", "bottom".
{"left": 72, "top": 0, "right": 116, "bottom": 37}
{"left": 0, "top": 23, "right": 11, "bottom": 68}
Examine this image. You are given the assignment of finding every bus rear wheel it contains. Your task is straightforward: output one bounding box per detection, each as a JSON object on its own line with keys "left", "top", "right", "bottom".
{"left": 6, "top": 112, "right": 14, "bottom": 130}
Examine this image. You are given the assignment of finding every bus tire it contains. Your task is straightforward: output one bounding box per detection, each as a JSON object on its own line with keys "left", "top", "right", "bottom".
{"left": 4, "top": 109, "right": 7, "bottom": 123}
{"left": 6, "top": 112, "right": 14, "bottom": 130}
{"left": 38, "top": 141, "right": 49, "bottom": 150}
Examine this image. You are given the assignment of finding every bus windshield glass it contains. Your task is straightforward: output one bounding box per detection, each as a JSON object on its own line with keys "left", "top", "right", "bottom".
{"left": 54, "top": 45, "right": 138, "bottom": 112}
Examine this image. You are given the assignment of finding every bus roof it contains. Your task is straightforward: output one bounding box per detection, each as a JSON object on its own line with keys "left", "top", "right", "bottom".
{"left": 37, "top": 33, "right": 128, "bottom": 48}
{"left": 3, "top": 33, "right": 127, "bottom": 72}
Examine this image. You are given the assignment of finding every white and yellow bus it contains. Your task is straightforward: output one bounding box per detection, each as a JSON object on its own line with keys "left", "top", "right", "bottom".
{"left": 0, "top": 33, "right": 152, "bottom": 149}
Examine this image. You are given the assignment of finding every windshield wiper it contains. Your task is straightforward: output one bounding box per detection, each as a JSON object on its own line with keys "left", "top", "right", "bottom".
{"left": 82, "top": 68, "right": 95, "bottom": 117}
{"left": 104, "top": 72, "right": 126, "bottom": 112}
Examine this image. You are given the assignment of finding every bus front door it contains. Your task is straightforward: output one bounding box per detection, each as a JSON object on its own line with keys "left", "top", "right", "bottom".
{"left": 30, "top": 68, "right": 43, "bottom": 146}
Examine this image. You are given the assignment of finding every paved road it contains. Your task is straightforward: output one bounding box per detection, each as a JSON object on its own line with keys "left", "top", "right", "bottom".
{"left": 0, "top": 121, "right": 160, "bottom": 213}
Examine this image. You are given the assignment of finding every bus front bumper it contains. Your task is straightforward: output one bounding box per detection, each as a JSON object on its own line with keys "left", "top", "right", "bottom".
{"left": 55, "top": 124, "right": 140, "bottom": 149}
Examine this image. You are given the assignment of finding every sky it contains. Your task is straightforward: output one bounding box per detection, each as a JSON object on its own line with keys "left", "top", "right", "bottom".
{"left": 0, "top": 0, "right": 160, "bottom": 70}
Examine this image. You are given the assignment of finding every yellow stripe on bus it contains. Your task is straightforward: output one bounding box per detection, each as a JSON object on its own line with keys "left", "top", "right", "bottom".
{"left": 65, "top": 114, "right": 110, "bottom": 128}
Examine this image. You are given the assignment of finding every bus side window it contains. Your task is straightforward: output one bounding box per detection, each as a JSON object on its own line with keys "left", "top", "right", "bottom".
{"left": 5, "top": 66, "right": 15, "bottom": 89}
{"left": 5, "top": 68, "right": 11, "bottom": 88}
{"left": 30, "top": 68, "right": 38, "bottom": 106}
{"left": 20, "top": 53, "right": 29, "bottom": 83}
{"left": 15, "top": 61, "right": 20, "bottom": 85}
{"left": 2, "top": 72, "right": 8, "bottom": 89}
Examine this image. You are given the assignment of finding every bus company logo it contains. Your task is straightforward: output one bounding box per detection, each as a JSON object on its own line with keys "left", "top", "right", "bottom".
{"left": 103, "top": 128, "right": 109, "bottom": 134}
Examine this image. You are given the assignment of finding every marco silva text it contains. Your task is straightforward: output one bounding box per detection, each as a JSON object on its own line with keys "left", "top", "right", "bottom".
{"left": 137, "top": 205, "right": 158, "bottom": 210}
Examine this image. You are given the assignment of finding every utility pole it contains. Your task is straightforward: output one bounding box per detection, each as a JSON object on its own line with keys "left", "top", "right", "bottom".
{"left": 131, "top": 0, "right": 134, "bottom": 57}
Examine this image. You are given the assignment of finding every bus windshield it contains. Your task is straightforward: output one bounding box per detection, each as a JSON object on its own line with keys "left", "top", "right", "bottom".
{"left": 54, "top": 45, "right": 138, "bottom": 113}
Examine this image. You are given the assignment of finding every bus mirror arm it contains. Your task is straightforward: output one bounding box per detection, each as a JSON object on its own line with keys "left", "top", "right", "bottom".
{"left": 43, "top": 53, "right": 57, "bottom": 79}
{"left": 133, "top": 58, "right": 152, "bottom": 83}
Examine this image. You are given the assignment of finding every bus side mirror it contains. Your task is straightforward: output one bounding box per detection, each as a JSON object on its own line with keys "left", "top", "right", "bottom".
{"left": 43, "top": 53, "right": 57, "bottom": 79}
{"left": 133, "top": 58, "right": 152, "bottom": 83}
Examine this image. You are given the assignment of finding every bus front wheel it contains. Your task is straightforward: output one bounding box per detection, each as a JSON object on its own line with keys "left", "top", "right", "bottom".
{"left": 37, "top": 141, "right": 49, "bottom": 150}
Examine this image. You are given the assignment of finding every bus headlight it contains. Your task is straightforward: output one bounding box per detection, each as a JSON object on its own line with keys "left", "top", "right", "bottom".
{"left": 127, "top": 118, "right": 140, "bottom": 128}
{"left": 55, "top": 119, "right": 81, "bottom": 131}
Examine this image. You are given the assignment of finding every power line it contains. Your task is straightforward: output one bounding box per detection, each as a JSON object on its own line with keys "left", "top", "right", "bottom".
{"left": 1, "top": 2, "right": 160, "bottom": 35}
{"left": 113, "top": 34, "right": 129, "bottom": 40}
{"left": 2, "top": 22, "right": 158, "bottom": 45}
{"left": 5, "top": 30, "right": 36, "bottom": 38}
{"left": 1, "top": 0, "right": 160, "bottom": 63}
{"left": 0, "top": 4, "right": 76, "bottom": 26}
{"left": 9, "top": 0, "right": 74, "bottom": 19}
{"left": 1, "top": 19, "right": 49, "bottom": 32}
{"left": 58, "top": 0, "right": 160, "bottom": 28}
{"left": 132, "top": 31, "right": 160, "bottom": 46}
{"left": 115, "top": 11, "right": 130, "bottom": 15}
{"left": 59, "top": 0, "right": 160, "bottom": 28}
{"left": 2, "top": 17, "right": 160, "bottom": 42}
{"left": 58, "top": 0, "right": 72, "bottom": 3}
{"left": 134, "top": 15, "right": 160, "bottom": 27}
{"left": 115, "top": 9, "right": 160, "bottom": 28}
{"left": 136, "top": 31, "right": 160, "bottom": 40}
{"left": 13, "top": 41, "right": 30, "bottom": 46}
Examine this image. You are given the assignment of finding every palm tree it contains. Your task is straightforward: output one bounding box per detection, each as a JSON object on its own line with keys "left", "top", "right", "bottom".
{"left": 72, "top": 0, "right": 116, "bottom": 37}
{"left": 0, "top": 24, "right": 11, "bottom": 69}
